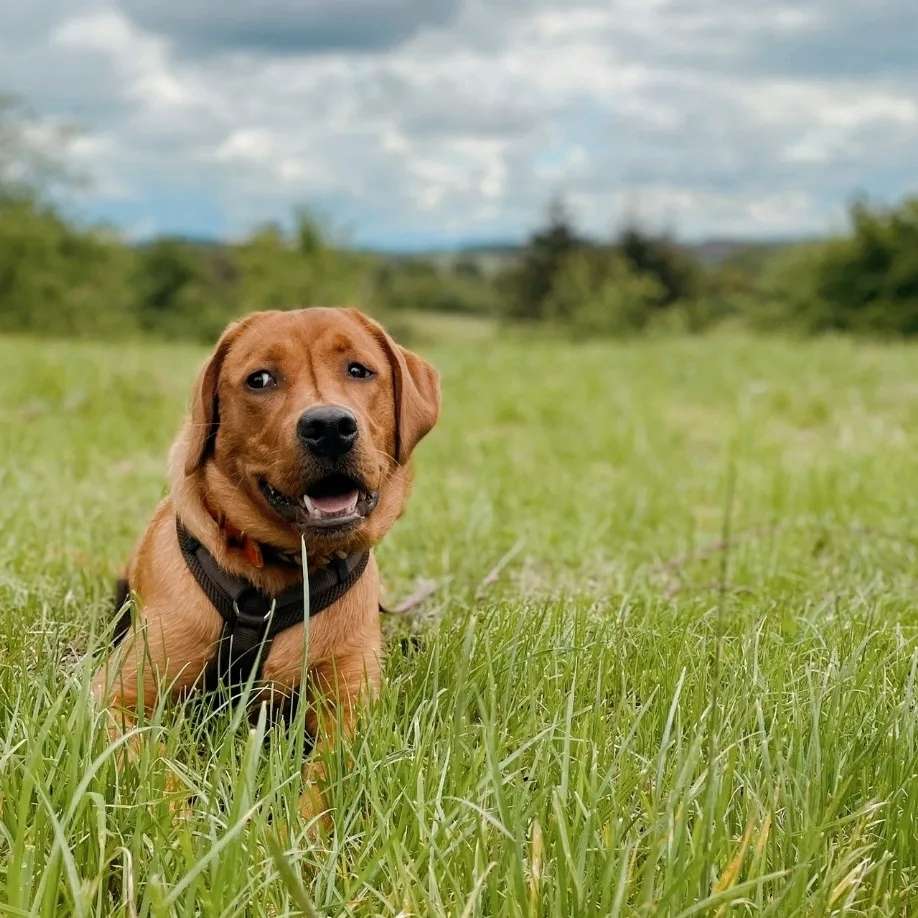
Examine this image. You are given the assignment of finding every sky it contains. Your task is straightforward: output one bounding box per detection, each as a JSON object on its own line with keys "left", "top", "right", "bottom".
{"left": 1, "top": 0, "right": 917, "bottom": 249}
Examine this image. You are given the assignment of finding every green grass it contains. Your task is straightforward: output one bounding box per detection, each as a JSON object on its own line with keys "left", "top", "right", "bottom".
{"left": 0, "top": 328, "right": 916, "bottom": 915}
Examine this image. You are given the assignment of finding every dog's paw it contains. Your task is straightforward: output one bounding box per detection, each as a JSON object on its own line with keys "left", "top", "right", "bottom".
{"left": 297, "top": 786, "right": 332, "bottom": 834}
{"left": 297, "top": 766, "right": 333, "bottom": 835}
{"left": 163, "top": 767, "right": 196, "bottom": 822}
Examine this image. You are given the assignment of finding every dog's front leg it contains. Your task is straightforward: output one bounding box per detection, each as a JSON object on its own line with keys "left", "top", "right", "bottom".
{"left": 91, "top": 604, "right": 220, "bottom": 812}
{"left": 297, "top": 649, "right": 381, "bottom": 828}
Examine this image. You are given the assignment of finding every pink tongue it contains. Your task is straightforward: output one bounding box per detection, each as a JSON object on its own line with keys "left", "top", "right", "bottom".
{"left": 310, "top": 490, "right": 359, "bottom": 514}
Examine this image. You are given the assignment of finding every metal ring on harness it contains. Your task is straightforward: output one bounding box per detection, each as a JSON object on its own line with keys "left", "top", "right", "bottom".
{"left": 232, "top": 596, "right": 276, "bottom": 625}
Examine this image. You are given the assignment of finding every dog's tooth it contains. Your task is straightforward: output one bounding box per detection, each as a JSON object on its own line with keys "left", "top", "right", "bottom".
{"left": 302, "top": 496, "right": 325, "bottom": 520}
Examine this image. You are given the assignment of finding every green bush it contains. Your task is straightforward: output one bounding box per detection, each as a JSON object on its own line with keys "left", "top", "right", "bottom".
{"left": 132, "top": 238, "right": 239, "bottom": 341}
{"left": 0, "top": 193, "right": 135, "bottom": 337}
{"left": 750, "top": 198, "right": 918, "bottom": 336}
{"left": 544, "top": 249, "right": 666, "bottom": 336}
{"left": 501, "top": 203, "right": 709, "bottom": 333}
{"left": 235, "top": 217, "right": 373, "bottom": 315}
{"left": 503, "top": 199, "right": 582, "bottom": 321}
{"left": 0, "top": 200, "right": 383, "bottom": 342}
{"left": 370, "top": 258, "right": 500, "bottom": 316}
{"left": 617, "top": 225, "right": 701, "bottom": 305}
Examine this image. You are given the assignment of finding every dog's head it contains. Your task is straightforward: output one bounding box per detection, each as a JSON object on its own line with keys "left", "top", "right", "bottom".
{"left": 173, "top": 307, "right": 440, "bottom": 557}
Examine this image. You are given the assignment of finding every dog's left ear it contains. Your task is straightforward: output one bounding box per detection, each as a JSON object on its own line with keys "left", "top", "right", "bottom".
{"left": 349, "top": 309, "right": 441, "bottom": 463}
{"left": 183, "top": 318, "right": 249, "bottom": 476}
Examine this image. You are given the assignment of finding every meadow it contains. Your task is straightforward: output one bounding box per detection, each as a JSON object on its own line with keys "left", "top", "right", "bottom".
{"left": 0, "top": 323, "right": 916, "bottom": 915}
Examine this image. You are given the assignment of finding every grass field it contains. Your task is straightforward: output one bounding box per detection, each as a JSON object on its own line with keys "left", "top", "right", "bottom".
{"left": 0, "top": 327, "right": 916, "bottom": 915}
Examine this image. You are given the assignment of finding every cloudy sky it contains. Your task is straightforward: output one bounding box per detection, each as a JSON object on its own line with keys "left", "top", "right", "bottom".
{"left": 2, "top": 0, "right": 917, "bottom": 248}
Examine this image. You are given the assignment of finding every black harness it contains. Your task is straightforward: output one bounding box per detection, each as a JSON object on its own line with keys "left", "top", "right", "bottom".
{"left": 114, "top": 519, "right": 369, "bottom": 690}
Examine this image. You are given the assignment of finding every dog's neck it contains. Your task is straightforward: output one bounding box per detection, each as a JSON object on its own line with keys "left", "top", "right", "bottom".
{"left": 214, "top": 514, "right": 303, "bottom": 569}
{"left": 169, "top": 465, "right": 356, "bottom": 595}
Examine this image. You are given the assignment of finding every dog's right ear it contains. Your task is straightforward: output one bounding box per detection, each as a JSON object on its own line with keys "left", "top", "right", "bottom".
{"left": 183, "top": 319, "right": 248, "bottom": 476}
{"left": 347, "top": 308, "right": 440, "bottom": 464}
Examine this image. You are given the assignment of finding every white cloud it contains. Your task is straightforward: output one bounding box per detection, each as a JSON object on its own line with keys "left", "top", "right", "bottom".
{"left": 0, "top": 0, "right": 916, "bottom": 245}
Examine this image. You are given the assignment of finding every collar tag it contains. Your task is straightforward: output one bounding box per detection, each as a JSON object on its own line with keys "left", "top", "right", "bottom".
{"left": 223, "top": 520, "right": 264, "bottom": 568}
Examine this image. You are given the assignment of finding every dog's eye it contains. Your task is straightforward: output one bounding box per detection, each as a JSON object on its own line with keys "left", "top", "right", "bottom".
{"left": 246, "top": 370, "right": 276, "bottom": 390}
{"left": 347, "top": 362, "right": 374, "bottom": 379}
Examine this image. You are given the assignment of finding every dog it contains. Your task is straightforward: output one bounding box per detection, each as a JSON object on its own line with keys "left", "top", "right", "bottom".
{"left": 93, "top": 307, "right": 440, "bottom": 819}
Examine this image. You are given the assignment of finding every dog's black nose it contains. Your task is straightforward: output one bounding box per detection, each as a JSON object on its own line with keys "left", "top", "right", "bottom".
{"left": 297, "top": 406, "right": 358, "bottom": 458}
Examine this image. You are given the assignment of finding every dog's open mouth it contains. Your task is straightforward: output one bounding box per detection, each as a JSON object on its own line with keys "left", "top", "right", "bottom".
{"left": 259, "top": 473, "right": 378, "bottom": 530}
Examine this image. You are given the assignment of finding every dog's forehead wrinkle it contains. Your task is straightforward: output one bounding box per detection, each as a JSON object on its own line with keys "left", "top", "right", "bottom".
{"left": 302, "top": 330, "right": 318, "bottom": 395}
{"left": 230, "top": 334, "right": 287, "bottom": 373}
{"left": 294, "top": 323, "right": 353, "bottom": 354}
{"left": 329, "top": 311, "right": 390, "bottom": 362}
{"left": 261, "top": 344, "right": 289, "bottom": 366}
{"left": 239, "top": 309, "right": 385, "bottom": 370}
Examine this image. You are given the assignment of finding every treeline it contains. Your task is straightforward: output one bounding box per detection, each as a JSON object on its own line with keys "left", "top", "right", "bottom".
{"left": 0, "top": 191, "right": 379, "bottom": 341}
{"left": 1, "top": 184, "right": 918, "bottom": 341}
{"left": 0, "top": 184, "right": 509, "bottom": 341}
{"left": 501, "top": 200, "right": 706, "bottom": 335}
{"left": 501, "top": 196, "right": 918, "bottom": 337}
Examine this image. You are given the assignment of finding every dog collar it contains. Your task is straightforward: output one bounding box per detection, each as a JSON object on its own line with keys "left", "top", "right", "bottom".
{"left": 174, "top": 518, "right": 369, "bottom": 690}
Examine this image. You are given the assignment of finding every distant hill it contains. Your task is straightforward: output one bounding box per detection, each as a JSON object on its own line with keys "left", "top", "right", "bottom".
{"left": 377, "top": 236, "right": 804, "bottom": 272}
{"left": 686, "top": 238, "right": 802, "bottom": 266}
{"left": 131, "top": 232, "right": 805, "bottom": 272}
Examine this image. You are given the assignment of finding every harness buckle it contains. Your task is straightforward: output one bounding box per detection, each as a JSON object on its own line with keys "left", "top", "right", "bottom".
{"left": 232, "top": 595, "right": 277, "bottom": 628}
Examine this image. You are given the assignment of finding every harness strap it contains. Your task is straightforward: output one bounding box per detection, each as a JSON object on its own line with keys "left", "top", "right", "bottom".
{"left": 112, "top": 578, "right": 132, "bottom": 645}
{"left": 173, "top": 520, "right": 369, "bottom": 689}
{"left": 111, "top": 520, "right": 369, "bottom": 693}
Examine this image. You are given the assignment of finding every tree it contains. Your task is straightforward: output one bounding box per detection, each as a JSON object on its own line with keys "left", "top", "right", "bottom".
{"left": 505, "top": 197, "right": 582, "bottom": 320}
{"left": 756, "top": 197, "right": 918, "bottom": 336}
{"left": 132, "top": 238, "right": 238, "bottom": 340}
{"left": 616, "top": 223, "right": 700, "bottom": 306}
